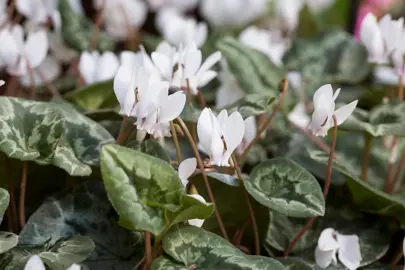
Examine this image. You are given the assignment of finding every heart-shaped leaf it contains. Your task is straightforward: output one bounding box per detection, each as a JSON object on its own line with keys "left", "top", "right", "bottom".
{"left": 217, "top": 37, "right": 284, "bottom": 95}
{"left": 309, "top": 149, "right": 405, "bottom": 224}
{"left": 0, "top": 97, "right": 114, "bottom": 176}
{"left": 283, "top": 29, "right": 370, "bottom": 86}
{"left": 223, "top": 94, "right": 277, "bottom": 119}
{"left": 0, "top": 188, "right": 9, "bottom": 224}
{"left": 246, "top": 158, "right": 325, "bottom": 217}
{"left": 64, "top": 80, "right": 118, "bottom": 111}
{"left": 59, "top": 0, "right": 115, "bottom": 52}
{"left": 126, "top": 139, "right": 170, "bottom": 163}
{"left": 152, "top": 225, "right": 286, "bottom": 270}
{"left": 0, "top": 233, "right": 18, "bottom": 254}
{"left": 19, "top": 181, "right": 143, "bottom": 269}
{"left": 100, "top": 144, "right": 213, "bottom": 236}
{"left": 340, "top": 101, "right": 405, "bottom": 137}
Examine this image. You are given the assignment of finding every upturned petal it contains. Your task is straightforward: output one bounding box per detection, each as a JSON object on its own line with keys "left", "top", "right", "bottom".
{"left": 178, "top": 158, "right": 197, "bottom": 186}
{"left": 318, "top": 228, "right": 340, "bottom": 251}
{"left": 336, "top": 234, "right": 362, "bottom": 270}
{"left": 24, "top": 30, "right": 48, "bottom": 69}
{"left": 221, "top": 111, "right": 245, "bottom": 166}
{"left": 334, "top": 100, "right": 358, "bottom": 126}
{"left": 315, "top": 246, "right": 337, "bottom": 269}
{"left": 24, "top": 255, "right": 46, "bottom": 270}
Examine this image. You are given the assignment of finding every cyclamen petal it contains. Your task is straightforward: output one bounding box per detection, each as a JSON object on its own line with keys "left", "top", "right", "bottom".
{"left": 24, "top": 30, "right": 48, "bottom": 69}
{"left": 178, "top": 158, "right": 197, "bottom": 186}
{"left": 308, "top": 84, "right": 357, "bottom": 137}
{"left": 66, "top": 264, "right": 81, "bottom": 270}
{"left": 24, "top": 255, "right": 46, "bottom": 270}
{"left": 315, "top": 246, "right": 337, "bottom": 269}
{"left": 336, "top": 234, "right": 362, "bottom": 270}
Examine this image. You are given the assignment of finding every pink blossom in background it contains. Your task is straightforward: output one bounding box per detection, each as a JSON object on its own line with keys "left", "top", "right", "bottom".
{"left": 354, "top": 0, "right": 396, "bottom": 40}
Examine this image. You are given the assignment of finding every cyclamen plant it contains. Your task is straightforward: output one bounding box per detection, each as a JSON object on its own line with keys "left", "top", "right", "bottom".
{"left": 0, "top": 1, "right": 404, "bottom": 270}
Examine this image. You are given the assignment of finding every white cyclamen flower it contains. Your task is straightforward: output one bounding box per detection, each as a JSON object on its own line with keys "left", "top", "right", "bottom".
{"left": 274, "top": 0, "right": 304, "bottom": 33}
{"left": 178, "top": 157, "right": 197, "bottom": 186}
{"left": 315, "top": 228, "right": 362, "bottom": 270}
{"left": 0, "top": 80, "right": 4, "bottom": 87}
{"left": 114, "top": 63, "right": 186, "bottom": 138}
{"left": 200, "top": 0, "right": 268, "bottom": 28}
{"left": 0, "top": 25, "right": 48, "bottom": 76}
{"left": 239, "top": 26, "right": 288, "bottom": 66}
{"left": 156, "top": 8, "right": 207, "bottom": 48}
{"left": 186, "top": 194, "right": 207, "bottom": 227}
{"left": 360, "top": 13, "right": 404, "bottom": 64}
{"left": 151, "top": 41, "right": 180, "bottom": 82}
{"left": 147, "top": 0, "right": 199, "bottom": 12}
{"left": 197, "top": 108, "right": 245, "bottom": 166}
{"left": 308, "top": 84, "right": 358, "bottom": 137}
{"left": 236, "top": 116, "right": 257, "bottom": 154}
{"left": 16, "top": 0, "right": 61, "bottom": 31}
{"left": 102, "top": 0, "right": 147, "bottom": 40}
{"left": 79, "top": 51, "right": 120, "bottom": 85}
{"left": 174, "top": 42, "right": 221, "bottom": 95}
{"left": 215, "top": 60, "right": 245, "bottom": 108}
{"left": 288, "top": 103, "right": 310, "bottom": 129}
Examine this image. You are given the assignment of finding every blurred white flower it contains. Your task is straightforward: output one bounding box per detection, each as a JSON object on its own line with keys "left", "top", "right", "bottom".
{"left": 147, "top": 0, "right": 199, "bottom": 12}
{"left": 308, "top": 84, "right": 357, "bottom": 137}
{"left": 197, "top": 108, "right": 245, "bottom": 166}
{"left": 274, "top": 0, "right": 304, "bottom": 33}
{"left": 174, "top": 42, "right": 221, "bottom": 95}
{"left": 0, "top": 25, "right": 48, "bottom": 76}
{"left": 200, "top": 0, "right": 268, "bottom": 28}
{"left": 306, "top": 0, "right": 336, "bottom": 13}
{"left": 239, "top": 26, "right": 288, "bottom": 66}
{"left": 151, "top": 41, "right": 180, "bottom": 82}
{"left": 0, "top": 1, "right": 8, "bottom": 27}
{"left": 156, "top": 8, "right": 207, "bottom": 48}
{"left": 288, "top": 103, "right": 310, "bottom": 129}
{"left": 178, "top": 158, "right": 197, "bottom": 186}
{"left": 68, "top": 0, "right": 84, "bottom": 15}
{"left": 236, "top": 116, "right": 257, "bottom": 154}
{"left": 24, "top": 255, "right": 45, "bottom": 270}
{"left": 0, "top": 80, "right": 4, "bottom": 87}
{"left": 315, "top": 228, "right": 361, "bottom": 270}
{"left": 101, "top": 0, "right": 147, "bottom": 40}
{"left": 20, "top": 56, "right": 61, "bottom": 87}
{"left": 360, "top": 13, "right": 404, "bottom": 64}
{"left": 16, "top": 0, "right": 61, "bottom": 31}
{"left": 79, "top": 51, "right": 120, "bottom": 84}
{"left": 215, "top": 60, "right": 245, "bottom": 108}
{"left": 374, "top": 66, "right": 405, "bottom": 86}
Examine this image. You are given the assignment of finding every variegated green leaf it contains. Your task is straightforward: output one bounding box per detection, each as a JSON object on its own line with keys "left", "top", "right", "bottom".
{"left": 64, "top": 80, "right": 118, "bottom": 111}
{"left": 0, "top": 97, "right": 114, "bottom": 176}
{"left": 59, "top": 0, "right": 115, "bottom": 52}
{"left": 217, "top": 37, "right": 284, "bottom": 95}
{"left": 283, "top": 29, "right": 370, "bottom": 85}
{"left": 246, "top": 158, "right": 325, "bottom": 217}
{"left": 340, "top": 101, "right": 405, "bottom": 137}
{"left": 309, "top": 149, "right": 405, "bottom": 225}
{"left": 155, "top": 225, "right": 285, "bottom": 270}
{"left": 19, "top": 181, "right": 143, "bottom": 269}
{"left": 126, "top": 139, "right": 170, "bottom": 162}
{"left": 0, "top": 233, "right": 18, "bottom": 254}
{"left": 0, "top": 188, "right": 9, "bottom": 225}
{"left": 224, "top": 94, "right": 277, "bottom": 119}
{"left": 100, "top": 144, "right": 213, "bottom": 236}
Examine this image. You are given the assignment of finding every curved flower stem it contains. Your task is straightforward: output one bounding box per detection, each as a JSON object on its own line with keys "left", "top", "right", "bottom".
{"left": 186, "top": 79, "right": 192, "bottom": 104}
{"left": 394, "top": 145, "right": 405, "bottom": 188}
{"left": 19, "top": 161, "right": 28, "bottom": 229}
{"left": 385, "top": 137, "right": 399, "bottom": 193}
{"left": 288, "top": 120, "right": 331, "bottom": 153}
{"left": 6, "top": 158, "right": 17, "bottom": 233}
{"left": 240, "top": 79, "right": 288, "bottom": 166}
{"left": 177, "top": 117, "right": 229, "bottom": 241}
{"left": 361, "top": 132, "right": 373, "bottom": 182}
{"left": 142, "top": 231, "right": 152, "bottom": 270}
{"left": 89, "top": 0, "right": 106, "bottom": 51}
{"left": 231, "top": 154, "right": 260, "bottom": 255}
{"left": 116, "top": 116, "right": 135, "bottom": 145}
{"left": 197, "top": 89, "right": 207, "bottom": 108}
{"left": 170, "top": 121, "right": 182, "bottom": 163}
{"left": 284, "top": 115, "right": 338, "bottom": 257}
